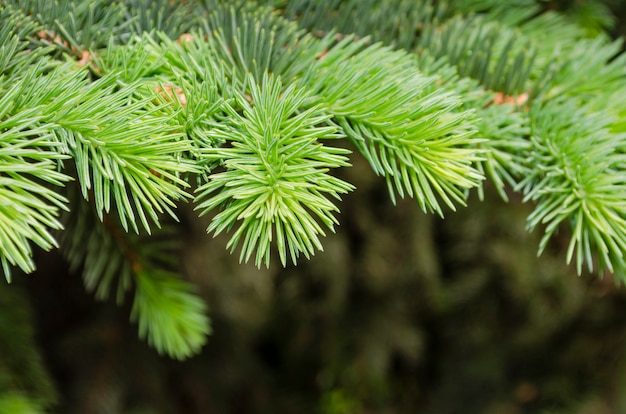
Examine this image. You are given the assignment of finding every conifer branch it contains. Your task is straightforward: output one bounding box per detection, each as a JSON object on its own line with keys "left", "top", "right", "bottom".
{"left": 195, "top": 74, "right": 353, "bottom": 267}
{"left": 520, "top": 98, "right": 626, "bottom": 276}
{"left": 299, "top": 36, "right": 484, "bottom": 213}
{"left": 61, "top": 189, "right": 210, "bottom": 359}
{"left": 418, "top": 16, "right": 537, "bottom": 96}
{"left": 3, "top": 0, "right": 626, "bottom": 362}
{"left": 132, "top": 268, "right": 210, "bottom": 360}
{"left": 0, "top": 88, "right": 70, "bottom": 280}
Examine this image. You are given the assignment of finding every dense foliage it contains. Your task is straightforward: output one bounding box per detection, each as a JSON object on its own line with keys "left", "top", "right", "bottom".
{"left": 2, "top": 0, "right": 626, "bottom": 412}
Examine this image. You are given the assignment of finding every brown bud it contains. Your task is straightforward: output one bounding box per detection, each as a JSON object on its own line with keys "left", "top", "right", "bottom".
{"left": 177, "top": 33, "right": 194, "bottom": 45}
{"left": 155, "top": 84, "right": 187, "bottom": 107}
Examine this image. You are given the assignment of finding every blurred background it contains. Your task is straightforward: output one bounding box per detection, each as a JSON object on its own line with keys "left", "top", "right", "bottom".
{"left": 5, "top": 1, "right": 626, "bottom": 413}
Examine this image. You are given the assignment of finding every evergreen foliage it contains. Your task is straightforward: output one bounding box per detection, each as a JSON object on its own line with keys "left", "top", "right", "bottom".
{"left": 1, "top": 1, "right": 626, "bottom": 407}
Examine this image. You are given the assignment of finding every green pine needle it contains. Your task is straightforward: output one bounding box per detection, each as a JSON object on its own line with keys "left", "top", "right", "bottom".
{"left": 10, "top": 66, "right": 198, "bottom": 234}
{"left": 520, "top": 98, "right": 626, "bottom": 277}
{"left": 0, "top": 88, "right": 70, "bottom": 281}
{"left": 300, "top": 35, "right": 484, "bottom": 214}
{"left": 195, "top": 73, "right": 353, "bottom": 267}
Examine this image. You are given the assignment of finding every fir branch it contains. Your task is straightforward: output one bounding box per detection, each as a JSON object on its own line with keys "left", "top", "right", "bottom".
{"left": 589, "top": 83, "right": 626, "bottom": 133}
{"left": 153, "top": 74, "right": 227, "bottom": 151}
{"left": 115, "top": 32, "right": 232, "bottom": 149}
{"left": 92, "top": 34, "right": 168, "bottom": 83}
{"left": 0, "top": 4, "right": 45, "bottom": 78}
{"left": 519, "top": 98, "right": 626, "bottom": 277}
{"left": 474, "top": 102, "right": 530, "bottom": 201}
{"left": 99, "top": 32, "right": 231, "bottom": 158}
{"left": 300, "top": 35, "right": 484, "bottom": 214}
{"left": 195, "top": 74, "right": 353, "bottom": 267}
{"left": 143, "top": 31, "right": 230, "bottom": 98}
{"left": 132, "top": 269, "right": 210, "bottom": 360}
{"left": 417, "top": 15, "right": 537, "bottom": 96}
{"left": 199, "top": 2, "right": 328, "bottom": 89}
{"left": 277, "top": 0, "right": 447, "bottom": 51}
{"left": 414, "top": 54, "right": 531, "bottom": 201}
{"left": 122, "top": 0, "right": 200, "bottom": 38}
{"left": 560, "top": 0, "right": 616, "bottom": 36}
{"left": 536, "top": 36, "right": 626, "bottom": 103}
{"left": 517, "top": 11, "right": 594, "bottom": 90}
{"left": 2, "top": 0, "right": 626, "bottom": 365}
{"left": 0, "top": 85, "right": 70, "bottom": 280}
{"left": 7, "top": 0, "right": 127, "bottom": 52}
{"left": 60, "top": 190, "right": 134, "bottom": 304}
{"left": 447, "top": 0, "right": 539, "bottom": 26}
{"left": 61, "top": 189, "right": 210, "bottom": 360}
{"left": 8, "top": 64, "right": 198, "bottom": 233}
